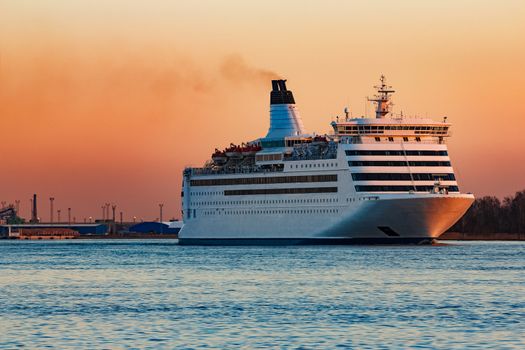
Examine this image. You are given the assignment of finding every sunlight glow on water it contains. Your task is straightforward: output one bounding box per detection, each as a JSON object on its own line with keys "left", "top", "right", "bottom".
{"left": 0, "top": 240, "right": 524, "bottom": 349}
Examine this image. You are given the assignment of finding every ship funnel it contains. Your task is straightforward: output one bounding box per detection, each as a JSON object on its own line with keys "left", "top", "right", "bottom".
{"left": 270, "top": 79, "right": 295, "bottom": 104}
{"left": 265, "top": 79, "right": 304, "bottom": 139}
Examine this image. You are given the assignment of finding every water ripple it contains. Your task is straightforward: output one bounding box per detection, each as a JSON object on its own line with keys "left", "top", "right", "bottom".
{"left": 0, "top": 240, "right": 524, "bottom": 349}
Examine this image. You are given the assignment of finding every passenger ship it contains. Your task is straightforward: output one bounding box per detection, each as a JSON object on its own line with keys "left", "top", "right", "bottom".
{"left": 179, "top": 77, "right": 474, "bottom": 244}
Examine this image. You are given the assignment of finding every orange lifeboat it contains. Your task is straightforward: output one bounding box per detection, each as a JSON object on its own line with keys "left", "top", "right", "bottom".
{"left": 312, "top": 135, "right": 328, "bottom": 145}
{"left": 242, "top": 144, "right": 262, "bottom": 156}
{"left": 212, "top": 149, "right": 227, "bottom": 164}
{"left": 225, "top": 143, "right": 242, "bottom": 158}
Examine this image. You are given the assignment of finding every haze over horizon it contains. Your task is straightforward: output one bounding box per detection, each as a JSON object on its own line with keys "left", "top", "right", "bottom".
{"left": 1, "top": 0, "right": 524, "bottom": 220}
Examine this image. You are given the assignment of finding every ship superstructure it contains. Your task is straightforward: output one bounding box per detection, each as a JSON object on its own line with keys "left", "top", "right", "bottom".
{"left": 179, "top": 77, "right": 474, "bottom": 244}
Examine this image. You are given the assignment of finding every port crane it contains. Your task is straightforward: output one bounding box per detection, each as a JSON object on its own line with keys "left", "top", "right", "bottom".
{"left": 0, "top": 205, "right": 17, "bottom": 222}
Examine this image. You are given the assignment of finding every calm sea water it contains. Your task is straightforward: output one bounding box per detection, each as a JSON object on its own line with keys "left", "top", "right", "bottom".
{"left": 0, "top": 240, "right": 523, "bottom": 349}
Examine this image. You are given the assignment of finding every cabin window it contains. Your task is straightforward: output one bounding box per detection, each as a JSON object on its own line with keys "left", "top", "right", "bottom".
{"left": 416, "top": 137, "right": 421, "bottom": 142}
{"left": 375, "top": 137, "right": 380, "bottom": 142}
{"left": 403, "top": 137, "right": 408, "bottom": 142}
{"left": 388, "top": 137, "right": 394, "bottom": 142}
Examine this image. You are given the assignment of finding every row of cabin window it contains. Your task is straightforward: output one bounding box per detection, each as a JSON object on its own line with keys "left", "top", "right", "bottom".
{"left": 375, "top": 137, "right": 422, "bottom": 142}
{"left": 225, "top": 187, "right": 338, "bottom": 196}
{"left": 346, "top": 197, "right": 379, "bottom": 202}
{"left": 193, "top": 191, "right": 222, "bottom": 196}
{"left": 201, "top": 208, "right": 340, "bottom": 216}
{"left": 261, "top": 140, "right": 285, "bottom": 148}
{"left": 340, "top": 125, "right": 448, "bottom": 132}
{"left": 351, "top": 173, "right": 456, "bottom": 181}
{"left": 355, "top": 185, "right": 460, "bottom": 192}
{"left": 190, "top": 197, "right": 340, "bottom": 207}
{"left": 348, "top": 161, "right": 451, "bottom": 167}
{"left": 291, "top": 162, "right": 337, "bottom": 169}
{"left": 256, "top": 154, "right": 282, "bottom": 162}
{"left": 339, "top": 130, "right": 446, "bottom": 137}
{"left": 345, "top": 150, "right": 448, "bottom": 156}
{"left": 190, "top": 174, "right": 337, "bottom": 187}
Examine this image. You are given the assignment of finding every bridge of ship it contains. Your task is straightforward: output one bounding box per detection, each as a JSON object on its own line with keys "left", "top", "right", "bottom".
{"left": 332, "top": 121, "right": 450, "bottom": 137}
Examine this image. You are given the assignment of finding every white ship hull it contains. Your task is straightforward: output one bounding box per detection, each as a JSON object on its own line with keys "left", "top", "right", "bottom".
{"left": 178, "top": 193, "right": 473, "bottom": 245}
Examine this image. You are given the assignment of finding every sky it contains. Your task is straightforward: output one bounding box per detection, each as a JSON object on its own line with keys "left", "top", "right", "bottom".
{"left": 1, "top": 0, "right": 524, "bottom": 221}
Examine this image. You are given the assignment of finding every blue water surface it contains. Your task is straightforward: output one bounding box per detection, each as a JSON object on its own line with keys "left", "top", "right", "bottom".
{"left": 0, "top": 240, "right": 523, "bottom": 349}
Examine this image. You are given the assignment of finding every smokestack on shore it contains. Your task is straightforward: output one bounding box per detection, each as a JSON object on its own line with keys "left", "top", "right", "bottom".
{"left": 31, "top": 194, "right": 38, "bottom": 223}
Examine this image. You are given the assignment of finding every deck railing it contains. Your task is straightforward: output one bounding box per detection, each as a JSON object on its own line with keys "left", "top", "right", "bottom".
{"left": 189, "top": 165, "right": 284, "bottom": 176}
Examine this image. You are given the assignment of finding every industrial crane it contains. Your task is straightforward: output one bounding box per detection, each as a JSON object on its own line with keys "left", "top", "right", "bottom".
{"left": 0, "top": 205, "right": 17, "bottom": 223}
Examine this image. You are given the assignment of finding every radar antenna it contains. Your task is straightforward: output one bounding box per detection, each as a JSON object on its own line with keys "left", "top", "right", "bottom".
{"left": 368, "top": 75, "right": 395, "bottom": 119}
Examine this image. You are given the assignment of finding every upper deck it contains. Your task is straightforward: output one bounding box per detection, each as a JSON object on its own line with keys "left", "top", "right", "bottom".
{"left": 187, "top": 76, "right": 454, "bottom": 177}
{"left": 332, "top": 75, "right": 450, "bottom": 139}
{"left": 331, "top": 117, "right": 450, "bottom": 138}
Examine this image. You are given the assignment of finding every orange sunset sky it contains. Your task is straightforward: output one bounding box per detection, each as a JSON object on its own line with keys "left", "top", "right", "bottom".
{"left": 1, "top": 0, "right": 524, "bottom": 221}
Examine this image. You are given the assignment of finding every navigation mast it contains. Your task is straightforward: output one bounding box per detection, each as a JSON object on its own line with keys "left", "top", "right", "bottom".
{"left": 368, "top": 75, "right": 395, "bottom": 118}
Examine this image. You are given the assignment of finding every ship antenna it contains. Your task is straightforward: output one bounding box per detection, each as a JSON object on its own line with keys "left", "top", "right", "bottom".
{"left": 368, "top": 75, "right": 395, "bottom": 119}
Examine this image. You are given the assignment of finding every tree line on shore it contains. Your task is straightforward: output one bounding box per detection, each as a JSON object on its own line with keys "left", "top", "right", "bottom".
{"left": 450, "top": 190, "right": 525, "bottom": 234}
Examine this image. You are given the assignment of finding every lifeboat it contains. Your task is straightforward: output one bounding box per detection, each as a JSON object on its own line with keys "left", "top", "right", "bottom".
{"left": 311, "top": 135, "right": 328, "bottom": 145}
{"left": 211, "top": 149, "right": 227, "bottom": 164}
{"left": 241, "top": 144, "right": 262, "bottom": 156}
{"left": 225, "top": 143, "right": 242, "bottom": 158}
{"left": 240, "top": 143, "right": 250, "bottom": 156}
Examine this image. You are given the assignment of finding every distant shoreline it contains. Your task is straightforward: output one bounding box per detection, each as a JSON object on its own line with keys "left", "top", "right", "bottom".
{"left": 440, "top": 232, "right": 524, "bottom": 241}
{"left": 75, "top": 233, "right": 179, "bottom": 239}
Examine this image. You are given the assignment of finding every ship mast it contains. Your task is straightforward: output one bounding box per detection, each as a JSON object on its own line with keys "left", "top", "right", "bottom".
{"left": 368, "top": 75, "right": 395, "bottom": 118}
